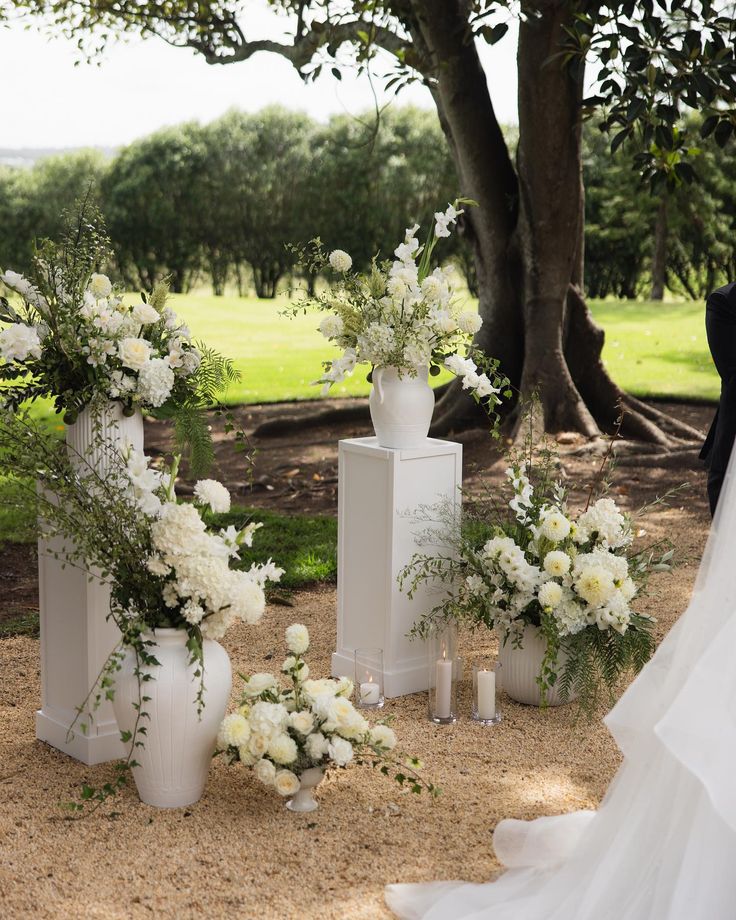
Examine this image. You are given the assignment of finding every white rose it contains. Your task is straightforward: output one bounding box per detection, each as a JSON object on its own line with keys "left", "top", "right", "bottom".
{"left": 217, "top": 713, "right": 251, "bottom": 750}
{"left": 132, "top": 301, "right": 161, "bottom": 325}
{"left": 88, "top": 273, "right": 113, "bottom": 299}
{"left": 289, "top": 710, "right": 315, "bottom": 735}
{"left": 369, "top": 725, "right": 397, "bottom": 751}
{"left": 243, "top": 673, "right": 277, "bottom": 697}
{"left": 328, "top": 736, "right": 354, "bottom": 767}
{"left": 328, "top": 249, "right": 352, "bottom": 273}
{"left": 544, "top": 551, "right": 571, "bottom": 577}
{"left": 193, "top": 479, "right": 231, "bottom": 514}
{"left": 118, "top": 336, "right": 152, "bottom": 371}
{"left": 285, "top": 623, "right": 310, "bottom": 655}
{"left": 457, "top": 311, "right": 482, "bottom": 334}
{"left": 335, "top": 676, "right": 354, "bottom": 698}
{"left": 254, "top": 758, "right": 277, "bottom": 786}
{"left": 273, "top": 770, "right": 301, "bottom": 797}
{"left": 248, "top": 733, "right": 270, "bottom": 758}
{"left": 538, "top": 580, "right": 563, "bottom": 609}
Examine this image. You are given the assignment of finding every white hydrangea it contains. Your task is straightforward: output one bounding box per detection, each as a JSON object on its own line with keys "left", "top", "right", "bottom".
{"left": 328, "top": 736, "right": 354, "bottom": 767}
{"left": 575, "top": 498, "right": 631, "bottom": 549}
{"left": 285, "top": 623, "right": 310, "bottom": 655}
{"left": 193, "top": 479, "right": 231, "bottom": 514}
{"left": 137, "top": 357, "right": 175, "bottom": 407}
{"left": 217, "top": 713, "right": 251, "bottom": 749}
{"left": 151, "top": 502, "right": 208, "bottom": 557}
{"left": 182, "top": 599, "right": 205, "bottom": 625}
{"left": 356, "top": 322, "right": 396, "bottom": 365}
{"left": 318, "top": 315, "right": 344, "bottom": 339}
{"left": 146, "top": 556, "right": 171, "bottom": 577}
{"left": 249, "top": 701, "right": 289, "bottom": 738}
{"left": 0, "top": 324, "right": 42, "bottom": 362}
{"left": 273, "top": 770, "right": 301, "bottom": 797}
{"left": 118, "top": 336, "right": 152, "bottom": 371}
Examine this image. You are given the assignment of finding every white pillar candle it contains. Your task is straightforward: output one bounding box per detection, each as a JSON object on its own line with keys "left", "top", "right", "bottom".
{"left": 435, "top": 657, "right": 453, "bottom": 719}
{"left": 360, "top": 680, "right": 381, "bottom": 705}
{"left": 476, "top": 669, "right": 496, "bottom": 721}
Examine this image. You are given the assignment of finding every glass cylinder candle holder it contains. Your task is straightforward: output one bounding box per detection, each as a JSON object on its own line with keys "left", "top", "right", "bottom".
{"left": 472, "top": 661, "right": 502, "bottom": 725}
{"left": 427, "top": 624, "right": 458, "bottom": 724}
{"left": 354, "top": 648, "right": 385, "bottom": 709}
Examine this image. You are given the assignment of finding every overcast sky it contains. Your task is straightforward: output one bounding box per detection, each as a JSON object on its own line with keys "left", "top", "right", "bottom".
{"left": 0, "top": 3, "right": 519, "bottom": 150}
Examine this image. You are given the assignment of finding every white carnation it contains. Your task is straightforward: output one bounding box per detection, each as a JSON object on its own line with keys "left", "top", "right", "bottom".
{"left": 289, "top": 710, "right": 315, "bottom": 735}
{"left": 118, "top": 336, "right": 152, "bottom": 371}
{"left": 0, "top": 324, "right": 42, "bottom": 362}
{"left": 273, "top": 770, "right": 301, "bottom": 797}
{"left": 137, "top": 357, "right": 175, "bottom": 407}
{"left": 328, "top": 249, "right": 353, "bottom": 273}
{"left": 254, "top": 758, "right": 277, "bottom": 786}
{"left": 328, "top": 736, "right": 354, "bottom": 767}
{"left": 285, "top": 623, "right": 309, "bottom": 655}
{"left": 193, "top": 479, "right": 231, "bottom": 514}
{"left": 305, "top": 732, "right": 329, "bottom": 762}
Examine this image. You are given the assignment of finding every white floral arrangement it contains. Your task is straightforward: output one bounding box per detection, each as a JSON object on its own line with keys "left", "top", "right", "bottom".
{"left": 217, "top": 624, "right": 437, "bottom": 800}
{"left": 404, "top": 449, "right": 675, "bottom": 711}
{"left": 290, "top": 200, "right": 508, "bottom": 417}
{"left": 0, "top": 208, "right": 240, "bottom": 474}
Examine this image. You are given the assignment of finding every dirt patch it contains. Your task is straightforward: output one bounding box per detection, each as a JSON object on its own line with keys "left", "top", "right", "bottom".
{"left": 0, "top": 543, "right": 38, "bottom": 632}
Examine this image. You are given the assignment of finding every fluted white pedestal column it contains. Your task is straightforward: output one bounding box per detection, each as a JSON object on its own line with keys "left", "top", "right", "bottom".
{"left": 36, "top": 404, "right": 143, "bottom": 764}
{"left": 332, "top": 437, "right": 462, "bottom": 698}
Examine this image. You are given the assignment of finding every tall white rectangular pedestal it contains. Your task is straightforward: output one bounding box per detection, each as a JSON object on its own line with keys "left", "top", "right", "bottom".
{"left": 332, "top": 437, "right": 462, "bottom": 698}
{"left": 36, "top": 533, "right": 125, "bottom": 764}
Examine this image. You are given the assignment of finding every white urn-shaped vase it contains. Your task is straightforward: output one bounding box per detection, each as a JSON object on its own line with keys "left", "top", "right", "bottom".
{"left": 368, "top": 366, "right": 435, "bottom": 449}
{"left": 498, "top": 625, "right": 575, "bottom": 707}
{"left": 287, "top": 766, "right": 326, "bottom": 813}
{"left": 112, "top": 629, "right": 232, "bottom": 808}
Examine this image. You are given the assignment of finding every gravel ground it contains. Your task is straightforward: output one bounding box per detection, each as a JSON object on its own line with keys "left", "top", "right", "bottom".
{"left": 0, "top": 487, "right": 707, "bottom": 919}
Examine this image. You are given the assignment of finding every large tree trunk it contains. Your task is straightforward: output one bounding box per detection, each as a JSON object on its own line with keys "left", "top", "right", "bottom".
{"left": 414, "top": 0, "right": 700, "bottom": 448}
{"left": 650, "top": 195, "right": 668, "bottom": 300}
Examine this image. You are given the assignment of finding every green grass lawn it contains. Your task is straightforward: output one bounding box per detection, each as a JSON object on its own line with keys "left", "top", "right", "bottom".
{"left": 170, "top": 292, "right": 717, "bottom": 405}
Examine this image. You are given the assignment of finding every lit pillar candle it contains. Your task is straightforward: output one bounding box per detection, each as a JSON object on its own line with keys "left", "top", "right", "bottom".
{"left": 360, "top": 678, "right": 381, "bottom": 705}
{"left": 476, "top": 669, "right": 496, "bottom": 721}
{"left": 435, "top": 654, "right": 453, "bottom": 719}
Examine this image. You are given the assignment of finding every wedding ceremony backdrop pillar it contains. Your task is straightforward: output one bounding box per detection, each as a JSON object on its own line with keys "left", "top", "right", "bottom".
{"left": 332, "top": 437, "right": 462, "bottom": 698}
{"left": 36, "top": 404, "right": 143, "bottom": 765}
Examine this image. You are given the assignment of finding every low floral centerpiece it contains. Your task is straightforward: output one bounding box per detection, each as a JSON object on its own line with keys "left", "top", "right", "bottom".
{"left": 217, "top": 624, "right": 437, "bottom": 812}
{"left": 289, "top": 200, "right": 508, "bottom": 448}
{"left": 0, "top": 410, "right": 282, "bottom": 809}
{"left": 403, "top": 441, "right": 674, "bottom": 712}
{"left": 0, "top": 207, "right": 240, "bottom": 474}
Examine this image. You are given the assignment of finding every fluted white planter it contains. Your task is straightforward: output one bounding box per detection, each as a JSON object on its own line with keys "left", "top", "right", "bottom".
{"left": 112, "top": 629, "right": 232, "bottom": 808}
{"left": 498, "top": 625, "right": 575, "bottom": 707}
{"left": 287, "top": 767, "right": 326, "bottom": 813}
{"left": 65, "top": 401, "right": 144, "bottom": 474}
{"left": 36, "top": 401, "right": 145, "bottom": 765}
{"left": 368, "top": 366, "right": 435, "bottom": 449}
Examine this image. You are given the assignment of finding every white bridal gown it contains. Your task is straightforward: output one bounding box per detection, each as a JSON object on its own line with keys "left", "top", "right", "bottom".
{"left": 386, "top": 462, "right": 736, "bottom": 920}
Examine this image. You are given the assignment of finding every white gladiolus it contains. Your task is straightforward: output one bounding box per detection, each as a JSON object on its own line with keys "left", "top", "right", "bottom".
{"left": 328, "top": 249, "right": 353, "bottom": 273}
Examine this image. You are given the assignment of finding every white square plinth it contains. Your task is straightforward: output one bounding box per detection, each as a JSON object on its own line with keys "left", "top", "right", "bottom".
{"left": 36, "top": 532, "right": 125, "bottom": 765}
{"left": 331, "top": 437, "right": 462, "bottom": 698}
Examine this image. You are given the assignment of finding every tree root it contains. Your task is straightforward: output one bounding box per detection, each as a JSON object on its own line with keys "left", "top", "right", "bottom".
{"left": 252, "top": 403, "right": 371, "bottom": 438}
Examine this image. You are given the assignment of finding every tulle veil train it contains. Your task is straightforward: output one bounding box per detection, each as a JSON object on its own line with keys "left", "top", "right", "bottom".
{"left": 386, "top": 458, "right": 736, "bottom": 920}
